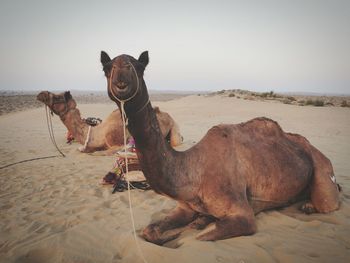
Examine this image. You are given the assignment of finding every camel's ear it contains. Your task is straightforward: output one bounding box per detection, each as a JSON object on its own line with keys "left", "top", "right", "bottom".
{"left": 64, "top": 91, "right": 72, "bottom": 101}
{"left": 138, "top": 51, "right": 149, "bottom": 67}
{"left": 100, "top": 51, "right": 111, "bottom": 67}
{"left": 153, "top": 106, "right": 160, "bottom": 113}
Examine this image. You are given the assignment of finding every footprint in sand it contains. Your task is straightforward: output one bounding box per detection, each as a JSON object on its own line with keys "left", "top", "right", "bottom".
{"left": 102, "top": 200, "right": 111, "bottom": 208}
{"left": 14, "top": 248, "right": 58, "bottom": 263}
{"left": 119, "top": 195, "right": 129, "bottom": 205}
{"left": 307, "top": 252, "right": 320, "bottom": 258}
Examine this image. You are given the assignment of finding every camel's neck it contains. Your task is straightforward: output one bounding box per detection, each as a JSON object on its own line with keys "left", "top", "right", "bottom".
{"left": 60, "top": 108, "right": 89, "bottom": 144}
{"left": 127, "top": 101, "right": 185, "bottom": 198}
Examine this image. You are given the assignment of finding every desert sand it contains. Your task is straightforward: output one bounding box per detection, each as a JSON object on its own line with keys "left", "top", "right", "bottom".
{"left": 0, "top": 95, "right": 350, "bottom": 263}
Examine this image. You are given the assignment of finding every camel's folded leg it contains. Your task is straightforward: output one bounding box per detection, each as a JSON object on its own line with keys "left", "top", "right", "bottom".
{"left": 88, "top": 145, "right": 123, "bottom": 156}
{"left": 188, "top": 215, "right": 216, "bottom": 230}
{"left": 142, "top": 202, "right": 197, "bottom": 245}
{"left": 286, "top": 134, "right": 340, "bottom": 214}
{"left": 78, "top": 145, "right": 92, "bottom": 153}
{"left": 305, "top": 147, "right": 340, "bottom": 213}
{"left": 197, "top": 206, "right": 256, "bottom": 241}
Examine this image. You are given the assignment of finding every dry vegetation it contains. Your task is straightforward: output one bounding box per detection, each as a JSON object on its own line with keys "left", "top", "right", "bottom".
{"left": 207, "top": 89, "right": 350, "bottom": 108}
{"left": 0, "top": 91, "right": 192, "bottom": 115}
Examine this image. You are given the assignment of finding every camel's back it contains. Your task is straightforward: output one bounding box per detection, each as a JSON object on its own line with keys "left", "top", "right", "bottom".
{"left": 105, "top": 110, "right": 122, "bottom": 126}
{"left": 203, "top": 117, "right": 285, "bottom": 142}
{"left": 196, "top": 117, "right": 313, "bottom": 206}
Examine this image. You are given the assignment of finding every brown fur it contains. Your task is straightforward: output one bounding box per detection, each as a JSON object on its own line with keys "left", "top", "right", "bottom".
{"left": 101, "top": 51, "right": 340, "bottom": 245}
{"left": 37, "top": 91, "right": 183, "bottom": 154}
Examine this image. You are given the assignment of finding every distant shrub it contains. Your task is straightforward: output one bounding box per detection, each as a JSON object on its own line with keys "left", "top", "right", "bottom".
{"left": 260, "top": 92, "right": 269, "bottom": 98}
{"left": 269, "top": 91, "right": 274, "bottom": 97}
{"left": 298, "top": 100, "right": 305, "bottom": 105}
{"left": 283, "top": 99, "right": 291, "bottom": 104}
{"left": 228, "top": 93, "right": 235, "bottom": 97}
{"left": 341, "top": 100, "right": 349, "bottom": 107}
{"left": 305, "top": 99, "right": 324, "bottom": 106}
{"left": 313, "top": 100, "right": 324, "bottom": 106}
{"left": 236, "top": 96, "right": 241, "bottom": 99}
{"left": 217, "top": 90, "right": 225, "bottom": 94}
{"left": 305, "top": 99, "right": 314, "bottom": 105}
{"left": 287, "top": 96, "right": 296, "bottom": 101}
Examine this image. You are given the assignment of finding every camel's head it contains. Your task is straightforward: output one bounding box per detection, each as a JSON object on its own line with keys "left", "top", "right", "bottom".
{"left": 100, "top": 51, "right": 149, "bottom": 111}
{"left": 37, "top": 91, "right": 76, "bottom": 117}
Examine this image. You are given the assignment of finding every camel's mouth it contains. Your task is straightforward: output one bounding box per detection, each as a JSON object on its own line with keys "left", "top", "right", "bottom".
{"left": 115, "top": 82, "right": 129, "bottom": 91}
{"left": 110, "top": 83, "right": 134, "bottom": 101}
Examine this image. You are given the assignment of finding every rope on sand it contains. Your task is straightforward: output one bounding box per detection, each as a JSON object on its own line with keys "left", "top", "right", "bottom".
{"left": 0, "top": 155, "right": 59, "bottom": 170}
{"left": 45, "top": 106, "right": 65, "bottom": 157}
{"left": 0, "top": 106, "right": 66, "bottom": 170}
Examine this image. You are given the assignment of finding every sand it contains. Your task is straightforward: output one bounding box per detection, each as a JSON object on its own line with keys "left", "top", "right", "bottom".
{"left": 0, "top": 95, "right": 350, "bottom": 263}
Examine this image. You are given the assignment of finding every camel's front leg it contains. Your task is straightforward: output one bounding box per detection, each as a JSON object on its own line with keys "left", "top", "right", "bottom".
{"left": 142, "top": 202, "right": 197, "bottom": 245}
{"left": 197, "top": 207, "right": 256, "bottom": 241}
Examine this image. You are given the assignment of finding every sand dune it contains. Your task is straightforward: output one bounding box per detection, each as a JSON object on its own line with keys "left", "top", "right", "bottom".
{"left": 0, "top": 95, "right": 350, "bottom": 263}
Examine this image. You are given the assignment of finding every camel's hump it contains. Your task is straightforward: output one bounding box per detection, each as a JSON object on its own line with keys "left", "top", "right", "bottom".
{"left": 239, "top": 117, "right": 284, "bottom": 137}
{"left": 208, "top": 117, "right": 284, "bottom": 139}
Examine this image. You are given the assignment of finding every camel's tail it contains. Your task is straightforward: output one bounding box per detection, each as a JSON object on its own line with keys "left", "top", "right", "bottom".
{"left": 286, "top": 133, "right": 340, "bottom": 213}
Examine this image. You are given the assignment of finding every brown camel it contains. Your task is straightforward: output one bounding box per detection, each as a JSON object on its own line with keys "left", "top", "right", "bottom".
{"left": 100, "top": 51, "right": 340, "bottom": 245}
{"left": 37, "top": 91, "right": 182, "bottom": 154}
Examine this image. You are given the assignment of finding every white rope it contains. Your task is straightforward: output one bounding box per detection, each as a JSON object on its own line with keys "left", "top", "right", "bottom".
{"left": 120, "top": 101, "right": 148, "bottom": 263}
{"left": 109, "top": 60, "right": 148, "bottom": 263}
{"left": 80, "top": 126, "right": 92, "bottom": 152}
{"left": 45, "top": 106, "right": 65, "bottom": 157}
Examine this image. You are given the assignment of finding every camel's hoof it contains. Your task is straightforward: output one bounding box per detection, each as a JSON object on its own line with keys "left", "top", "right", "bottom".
{"left": 196, "top": 232, "right": 215, "bottom": 241}
{"left": 142, "top": 224, "right": 163, "bottom": 245}
{"left": 300, "top": 202, "right": 316, "bottom": 214}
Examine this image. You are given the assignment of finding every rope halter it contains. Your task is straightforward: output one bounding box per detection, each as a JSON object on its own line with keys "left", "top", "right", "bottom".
{"left": 108, "top": 61, "right": 150, "bottom": 122}
{"left": 107, "top": 59, "right": 149, "bottom": 263}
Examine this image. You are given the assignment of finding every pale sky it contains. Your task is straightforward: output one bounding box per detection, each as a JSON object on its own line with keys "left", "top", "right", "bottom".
{"left": 0, "top": 0, "right": 349, "bottom": 94}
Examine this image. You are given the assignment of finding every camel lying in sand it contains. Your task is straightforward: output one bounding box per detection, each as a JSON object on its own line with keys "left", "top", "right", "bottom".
{"left": 100, "top": 50, "right": 340, "bottom": 245}
{"left": 37, "top": 91, "right": 182, "bottom": 154}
